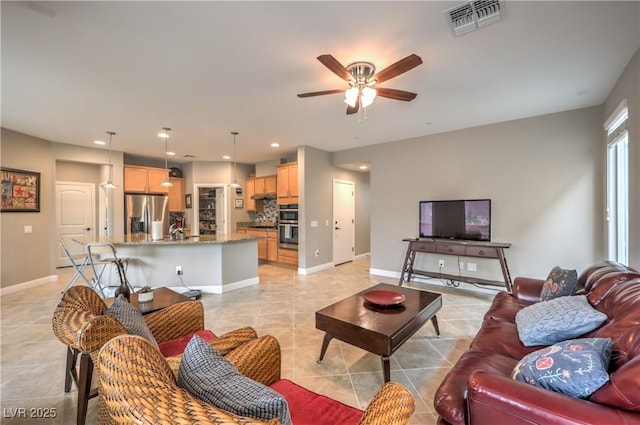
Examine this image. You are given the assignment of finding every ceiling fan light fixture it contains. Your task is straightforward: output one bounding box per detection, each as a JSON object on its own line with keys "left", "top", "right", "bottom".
{"left": 344, "top": 87, "right": 359, "bottom": 107}
{"left": 230, "top": 131, "right": 241, "bottom": 189}
{"left": 361, "top": 87, "right": 377, "bottom": 108}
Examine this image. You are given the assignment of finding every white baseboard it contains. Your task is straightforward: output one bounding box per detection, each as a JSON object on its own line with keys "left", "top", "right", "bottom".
{"left": 0, "top": 275, "right": 58, "bottom": 296}
{"left": 168, "top": 277, "right": 260, "bottom": 295}
{"left": 298, "top": 261, "right": 334, "bottom": 275}
{"left": 354, "top": 252, "right": 370, "bottom": 261}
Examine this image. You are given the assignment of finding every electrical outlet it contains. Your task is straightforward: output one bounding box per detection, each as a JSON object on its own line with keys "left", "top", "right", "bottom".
{"left": 467, "top": 263, "right": 477, "bottom": 272}
{"left": 176, "top": 266, "right": 183, "bottom": 275}
{"left": 438, "top": 259, "right": 445, "bottom": 268}
{"left": 459, "top": 262, "right": 465, "bottom": 270}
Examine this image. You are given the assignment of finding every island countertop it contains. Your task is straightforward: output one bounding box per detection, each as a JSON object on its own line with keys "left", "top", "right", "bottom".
{"left": 73, "top": 233, "right": 259, "bottom": 246}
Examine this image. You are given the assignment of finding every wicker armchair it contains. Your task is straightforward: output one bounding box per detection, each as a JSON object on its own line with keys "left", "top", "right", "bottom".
{"left": 52, "top": 285, "right": 257, "bottom": 425}
{"left": 97, "top": 334, "right": 416, "bottom": 425}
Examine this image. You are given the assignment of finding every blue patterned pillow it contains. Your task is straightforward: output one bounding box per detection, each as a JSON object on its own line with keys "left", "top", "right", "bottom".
{"left": 105, "top": 295, "right": 158, "bottom": 349}
{"left": 515, "top": 295, "right": 607, "bottom": 347}
{"left": 512, "top": 338, "right": 612, "bottom": 398}
{"left": 177, "top": 335, "right": 292, "bottom": 425}
{"left": 540, "top": 266, "right": 579, "bottom": 301}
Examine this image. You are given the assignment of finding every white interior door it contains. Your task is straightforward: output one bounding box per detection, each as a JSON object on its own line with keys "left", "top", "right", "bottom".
{"left": 333, "top": 179, "right": 355, "bottom": 265}
{"left": 56, "top": 182, "right": 95, "bottom": 267}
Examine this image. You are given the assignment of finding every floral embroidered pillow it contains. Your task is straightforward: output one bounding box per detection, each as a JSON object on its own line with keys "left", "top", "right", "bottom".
{"left": 540, "top": 266, "right": 579, "bottom": 301}
{"left": 511, "top": 338, "right": 612, "bottom": 398}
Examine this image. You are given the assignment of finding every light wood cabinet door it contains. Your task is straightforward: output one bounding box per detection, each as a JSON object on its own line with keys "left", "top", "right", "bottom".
{"left": 264, "top": 176, "right": 276, "bottom": 194}
{"left": 277, "top": 162, "right": 298, "bottom": 204}
{"left": 168, "top": 177, "right": 184, "bottom": 211}
{"left": 124, "top": 166, "right": 148, "bottom": 192}
{"left": 245, "top": 177, "right": 256, "bottom": 211}
{"left": 254, "top": 177, "right": 265, "bottom": 194}
{"left": 267, "top": 231, "right": 278, "bottom": 262}
{"left": 124, "top": 166, "right": 170, "bottom": 194}
{"left": 148, "top": 169, "right": 170, "bottom": 194}
{"left": 246, "top": 229, "right": 267, "bottom": 260}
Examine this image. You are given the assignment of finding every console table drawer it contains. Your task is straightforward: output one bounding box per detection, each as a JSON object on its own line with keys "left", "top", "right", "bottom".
{"left": 410, "top": 241, "right": 436, "bottom": 253}
{"left": 465, "top": 246, "right": 499, "bottom": 258}
{"left": 436, "top": 244, "right": 466, "bottom": 255}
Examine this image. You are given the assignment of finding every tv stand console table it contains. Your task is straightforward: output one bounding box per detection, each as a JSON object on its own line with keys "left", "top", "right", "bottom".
{"left": 399, "top": 238, "right": 513, "bottom": 292}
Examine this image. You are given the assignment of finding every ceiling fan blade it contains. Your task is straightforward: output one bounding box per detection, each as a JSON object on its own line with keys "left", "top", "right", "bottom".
{"left": 374, "top": 54, "right": 423, "bottom": 84}
{"left": 376, "top": 87, "right": 418, "bottom": 101}
{"left": 297, "top": 89, "right": 345, "bottom": 98}
{"left": 346, "top": 101, "right": 359, "bottom": 115}
{"left": 317, "top": 54, "right": 352, "bottom": 82}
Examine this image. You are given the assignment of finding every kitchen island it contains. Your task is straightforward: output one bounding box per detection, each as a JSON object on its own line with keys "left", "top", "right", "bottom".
{"left": 73, "top": 233, "right": 259, "bottom": 294}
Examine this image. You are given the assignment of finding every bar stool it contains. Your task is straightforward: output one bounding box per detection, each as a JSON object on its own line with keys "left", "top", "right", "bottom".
{"left": 59, "top": 240, "right": 93, "bottom": 293}
{"left": 86, "top": 243, "right": 133, "bottom": 297}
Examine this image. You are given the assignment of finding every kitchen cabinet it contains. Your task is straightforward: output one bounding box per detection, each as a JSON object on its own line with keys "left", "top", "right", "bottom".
{"left": 276, "top": 162, "right": 298, "bottom": 205}
{"left": 168, "top": 177, "right": 184, "bottom": 211}
{"left": 278, "top": 247, "right": 298, "bottom": 266}
{"left": 267, "top": 230, "right": 278, "bottom": 262}
{"left": 246, "top": 175, "right": 277, "bottom": 212}
{"left": 124, "top": 165, "right": 170, "bottom": 194}
{"left": 245, "top": 178, "right": 257, "bottom": 212}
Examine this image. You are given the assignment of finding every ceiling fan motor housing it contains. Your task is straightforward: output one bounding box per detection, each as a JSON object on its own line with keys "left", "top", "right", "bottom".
{"left": 347, "top": 62, "right": 376, "bottom": 86}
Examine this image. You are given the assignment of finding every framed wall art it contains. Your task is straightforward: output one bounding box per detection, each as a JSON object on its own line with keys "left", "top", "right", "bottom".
{"left": 235, "top": 198, "right": 244, "bottom": 208}
{"left": 1, "top": 168, "right": 40, "bottom": 212}
{"left": 185, "top": 194, "right": 192, "bottom": 209}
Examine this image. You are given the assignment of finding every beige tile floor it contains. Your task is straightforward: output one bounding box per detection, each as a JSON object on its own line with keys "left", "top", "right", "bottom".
{"left": 1, "top": 257, "right": 495, "bottom": 424}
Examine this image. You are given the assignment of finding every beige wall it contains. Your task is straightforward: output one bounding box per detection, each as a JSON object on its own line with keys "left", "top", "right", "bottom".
{"left": 299, "top": 146, "right": 370, "bottom": 270}
{"left": 334, "top": 106, "right": 605, "bottom": 280}
{"left": 1, "top": 129, "right": 55, "bottom": 287}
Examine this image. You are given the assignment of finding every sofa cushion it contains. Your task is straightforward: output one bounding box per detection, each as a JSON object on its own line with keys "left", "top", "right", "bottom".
{"left": 512, "top": 338, "right": 612, "bottom": 398}
{"left": 158, "top": 329, "right": 216, "bottom": 357}
{"left": 515, "top": 295, "right": 607, "bottom": 347}
{"left": 105, "top": 295, "right": 158, "bottom": 348}
{"left": 270, "top": 379, "right": 363, "bottom": 425}
{"left": 177, "top": 335, "right": 292, "bottom": 425}
{"left": 540, "top": 266, "right": 579, "bottom": 301}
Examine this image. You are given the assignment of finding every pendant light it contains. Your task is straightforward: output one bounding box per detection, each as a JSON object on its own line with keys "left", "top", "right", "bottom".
{"left": 230, "top": 131, "right": 241, "bottom": 189}
{"left": 102, "top": 131, "right": 117, "bottom": 189}
{"left": 160, "top": 127, "right": 173, "bottom": 187}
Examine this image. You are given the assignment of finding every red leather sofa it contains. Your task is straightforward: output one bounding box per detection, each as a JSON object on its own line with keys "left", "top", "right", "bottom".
{"left": 434, "top": 261, "right": 640, "bottom": 425}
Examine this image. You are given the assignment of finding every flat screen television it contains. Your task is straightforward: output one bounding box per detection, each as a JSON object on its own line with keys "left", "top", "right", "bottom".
{"left": 419, "top": 199, "right": 491, "bottom": 241}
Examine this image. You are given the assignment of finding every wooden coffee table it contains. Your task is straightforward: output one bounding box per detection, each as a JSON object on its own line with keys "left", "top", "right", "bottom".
{"left": 130, "top": 287, "right": 191, "bottom": 315}
{"left": 315, "top": 283, "right": 442, "bottom": 383}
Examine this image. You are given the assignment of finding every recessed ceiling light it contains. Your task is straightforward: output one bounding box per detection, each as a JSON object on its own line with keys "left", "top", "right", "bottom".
{"left": 94, "top": 140, "right": 106, "bottom": 145}
{"left": 222, "top": 155, "right": 231, "bottom": 160}
{"left": 167, "top": 151, "right": 176, "bottom": 156}
{"left": 271, "top": 142, "right": 280, "bottom": 148}
{"left": 359, "top": 165, "right": 368, "bottom": 170}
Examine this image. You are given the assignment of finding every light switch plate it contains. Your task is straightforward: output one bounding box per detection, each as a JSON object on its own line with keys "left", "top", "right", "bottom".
{"left": 24, "top": 225, "right": 32, "bottom": 234}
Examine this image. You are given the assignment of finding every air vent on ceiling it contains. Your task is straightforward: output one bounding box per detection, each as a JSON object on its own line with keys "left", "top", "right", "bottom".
{"left": 445, "top": 0, "right": 504, "bottom": 37}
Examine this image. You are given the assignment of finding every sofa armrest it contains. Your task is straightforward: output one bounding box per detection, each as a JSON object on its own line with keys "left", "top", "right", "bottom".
{"left": 467, "top": 371, "right": 640, "bottom": 425}
{"left": 145, "top": 300, "right": 205, "bottom": 343}
{"left": 225, "top": 335, "right": 281, "bottom": 386}
{"left": 511, "top": 277, "right": 544, "bottom": 303}
{"left": 210, "top": 326, "right": 258, "bottom": 356}
{"left": 359, "top": 382, "right": 415, "bottom": 425}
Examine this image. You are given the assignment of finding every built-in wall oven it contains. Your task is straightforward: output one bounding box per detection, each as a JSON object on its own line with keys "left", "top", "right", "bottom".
{"left": 278, "top": 204, "right": 298, "bottom": 250}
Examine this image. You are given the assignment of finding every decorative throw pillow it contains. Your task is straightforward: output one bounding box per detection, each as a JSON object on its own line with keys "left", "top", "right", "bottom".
{"left": 515, "top": 295, "right": 607, "bottom": 347}
{"left": 105, "top": 295, "right": 158, "bottom": 348}
{"left": 512, "top": 338, "right": 612, "bottom": 398}
{"left": 540, "top": 266, "right": 579, "bottom": 301}
{"left": 177, "top": 335, "right": 292, "bottom": 425}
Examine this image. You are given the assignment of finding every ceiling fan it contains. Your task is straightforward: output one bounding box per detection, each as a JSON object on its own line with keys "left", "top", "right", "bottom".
{"left": 297, "top": 54, "right": 423, "bottom": 115}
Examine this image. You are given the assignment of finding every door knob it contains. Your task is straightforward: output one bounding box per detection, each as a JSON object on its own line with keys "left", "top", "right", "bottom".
{"left": 85, "top": 227, "right": 91, "bottom": 231}
{"left": 335, "top": 227, "right": 341, "bottom": 230}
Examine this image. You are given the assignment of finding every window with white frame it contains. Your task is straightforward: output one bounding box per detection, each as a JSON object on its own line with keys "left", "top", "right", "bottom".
{"left": 605, "top": 100, "right": 629, "bottom": 265}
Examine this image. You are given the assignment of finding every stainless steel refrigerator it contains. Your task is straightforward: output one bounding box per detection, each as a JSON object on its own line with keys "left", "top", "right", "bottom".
{"left": 124, "top": 193, "right": 170, "bottom": 236}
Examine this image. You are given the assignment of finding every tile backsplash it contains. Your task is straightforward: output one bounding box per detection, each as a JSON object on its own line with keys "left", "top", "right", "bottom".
{"left": 251, "top": 198, "right": 278, "bottom": 223}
